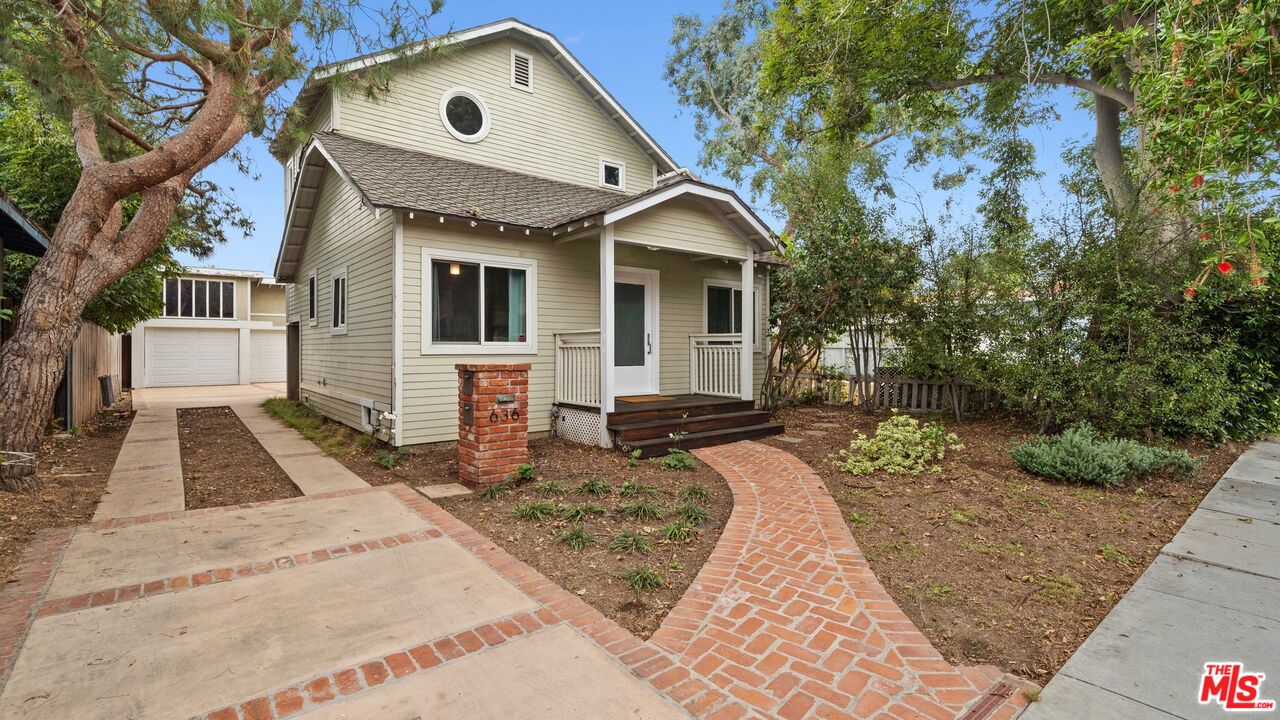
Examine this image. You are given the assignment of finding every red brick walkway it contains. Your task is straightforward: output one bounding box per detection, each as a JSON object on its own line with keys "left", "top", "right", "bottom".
{"left": 648, "top": 441, "right": 1031, "bottom": 720}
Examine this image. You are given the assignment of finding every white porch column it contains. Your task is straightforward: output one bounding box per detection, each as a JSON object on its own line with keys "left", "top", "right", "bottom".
{"left": 598, "top": 225, "right": 616, "bottom": 447}
{"left": 740, "top": 255, "right": 754, "bottom": 402}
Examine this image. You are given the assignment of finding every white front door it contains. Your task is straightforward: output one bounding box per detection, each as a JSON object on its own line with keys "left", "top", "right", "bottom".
{"left": 613, "top": 267, "right": 658, "bottom": 396}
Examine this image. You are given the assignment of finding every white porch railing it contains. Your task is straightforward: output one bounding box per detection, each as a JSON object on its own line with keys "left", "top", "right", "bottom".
{"left": 555, "top": 330, "right": 601, "bottom": 407}
{"left": 690, "top": 334, "right": 742, "bottom": 398}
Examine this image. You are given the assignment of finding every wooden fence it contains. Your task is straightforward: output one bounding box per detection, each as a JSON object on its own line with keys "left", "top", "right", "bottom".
{"left": 63, "top": 322, "right": 122, "bottom": 429}
{"left": 772, "top": 371, "right": 998, "bottom": 414}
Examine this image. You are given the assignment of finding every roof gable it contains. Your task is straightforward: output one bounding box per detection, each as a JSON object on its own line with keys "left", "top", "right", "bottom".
{"left": 274, "top": 19, "right": 677, "bottom": 176}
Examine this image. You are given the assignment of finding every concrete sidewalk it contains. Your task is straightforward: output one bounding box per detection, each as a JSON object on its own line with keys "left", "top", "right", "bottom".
{"left": 92, "top": 407, "right": 183, "bottom": 520}
{"left": 1022, "top": 439, "right": 1280, "bottom": 720}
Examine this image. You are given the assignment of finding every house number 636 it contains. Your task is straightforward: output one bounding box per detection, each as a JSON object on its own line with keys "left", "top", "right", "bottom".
{"left": 489, "top": 408, "right": 520, "bottom": 423}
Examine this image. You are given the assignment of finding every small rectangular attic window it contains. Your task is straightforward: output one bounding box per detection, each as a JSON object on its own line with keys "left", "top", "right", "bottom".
{"left": 511, "top": 50, "right": 533, "bottom": 91}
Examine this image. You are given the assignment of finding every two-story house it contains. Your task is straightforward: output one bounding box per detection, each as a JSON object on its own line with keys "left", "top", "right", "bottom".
{"left": 272, "top": 18, "right": 783, "bottom": 456}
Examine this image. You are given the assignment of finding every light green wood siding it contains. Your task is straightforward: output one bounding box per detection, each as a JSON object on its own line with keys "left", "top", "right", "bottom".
{"left": 614, "top": 198, "right": 749, "bottom": 259}
{"left": 285, "top": 168, "right": 395, "bottom": 430}
{"left": 399, "top": 210, "right": 769, "bottom": 446}
{"left": 337, "top": 38, "right": 654, "bottom": 194}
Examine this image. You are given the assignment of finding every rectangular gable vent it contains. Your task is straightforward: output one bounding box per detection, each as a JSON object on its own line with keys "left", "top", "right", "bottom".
{"left": 511, "top": 50, "right": 533, "bottom": 91}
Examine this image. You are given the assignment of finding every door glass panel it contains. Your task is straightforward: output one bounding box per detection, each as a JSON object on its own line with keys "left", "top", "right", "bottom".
{"left": 615, "top": 282, "right": 645, "bottom": 367}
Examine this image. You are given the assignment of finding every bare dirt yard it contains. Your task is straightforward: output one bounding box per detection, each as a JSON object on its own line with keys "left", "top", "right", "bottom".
{"left": 763, "top": 405, "right": 1244, "bottom": 684}
{"left": 177, "top": 407, "right": 300, "bottom": 509}
{"left": 432, "top": 440, "right": 731, "bottom": 639}
{"left": 0, "top": 397, "right": 133, "bottom": 583}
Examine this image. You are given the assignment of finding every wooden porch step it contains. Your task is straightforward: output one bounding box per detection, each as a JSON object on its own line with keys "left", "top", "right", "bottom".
{"left": 607, "top": 398, "right": 755, "bottom": 425}
{"left": 625, "top": 422, "right": 786, "bottom": 459}
{"left": 609, "top": 410, "right": 773, "bottom": 442}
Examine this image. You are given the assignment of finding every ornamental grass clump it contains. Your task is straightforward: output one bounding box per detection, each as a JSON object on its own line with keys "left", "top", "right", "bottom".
{"left": 1010, "top": 425, "right": 1197, "bottom": 487}
{"left": 831, "top": 412, "right": 963, "bottom": 476}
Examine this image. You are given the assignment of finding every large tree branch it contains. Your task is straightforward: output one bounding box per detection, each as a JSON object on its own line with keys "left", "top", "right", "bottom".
{"left": 69, "top": 107, "right": 103, "bottom": 167}
{"left": 919, "top": 72, "right": 1136, "bottom": 110}
{"left": 702, "top": 65, "right": 787, "bottom": 172}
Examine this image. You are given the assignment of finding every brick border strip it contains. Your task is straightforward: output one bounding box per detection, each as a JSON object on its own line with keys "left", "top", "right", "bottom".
{"left": 0, "top": 527, "right": 76, "bottom": 696}
{"left": 195, "top": 609, "right": 562, "bottom": 720}
{"left": 90, "top": 485, "right": 379, "bottom": 530}
{"left": 382, "top": 484, "right": 748, "bottom": 719}
{"left": 35, "top": 527, "right": 443, "bottom": 618}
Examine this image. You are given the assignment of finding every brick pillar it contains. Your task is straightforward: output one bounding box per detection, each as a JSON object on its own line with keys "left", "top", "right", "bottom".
{"left": 456, "top": 363, "right": 531, "bottom": 487}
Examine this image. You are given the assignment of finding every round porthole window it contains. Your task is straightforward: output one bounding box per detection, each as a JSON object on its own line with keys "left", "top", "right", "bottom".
{"left": 439, "top": 88, "right": 489, "bottom": 143}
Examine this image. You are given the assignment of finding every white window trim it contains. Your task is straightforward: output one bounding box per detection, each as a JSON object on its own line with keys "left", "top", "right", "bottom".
{"left": 599, "top": 158, "right": 626, "bottom": 190}
{"left": 330, "top": 267, "right": 347, "bottom": 335}
{"left": 702, "top": 278, "right": 765, "bottom": 352}
{"left": 163, "top": 277, "right": 236, "bottom": 320}
{"left": 420, "top": 247, "right": 538, "bottom": 355}
{"left": 438, "top": 87, "right": 491, "bottom": 143}
{"left": 306, "top": 271, "right": 317, "bottom": 326}
{"left": 509, "top": 49, "right": 533, "bottom": 92}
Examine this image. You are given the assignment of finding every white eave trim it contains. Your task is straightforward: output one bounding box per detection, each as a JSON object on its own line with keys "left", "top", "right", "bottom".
{"left": 309, "top": 19, "right": 678, "bottom": 174}
{"left": 600, "top": 183, "right": 776, "bottom": 251}
{"left": 273, "top": 137, "right": 373, "bottom": 280}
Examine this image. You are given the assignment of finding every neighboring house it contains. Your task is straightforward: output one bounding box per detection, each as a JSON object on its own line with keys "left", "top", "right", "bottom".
{"left": 272, "top": 18, "right": 782, "bottom": 453}
{"left": 128, "top": 267, "right": 287, "bottom": 388}
{"left": 821, "top": 335, "right": 901, "bottom": 377}
{"left": 1, "top": 190, "right": 121, "bottom": 430}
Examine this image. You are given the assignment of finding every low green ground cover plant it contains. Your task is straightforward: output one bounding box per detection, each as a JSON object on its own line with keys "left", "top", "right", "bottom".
{"left": 1010, "top": 425, "right": 1197, "bottom": 487}
{"left": 373, "top": 448, "right": 408, "bottom": 469}
{"left": 609, "top": 531, "right": 652, "bottom": 554}
{"left": 620, "top": 500, "right": 664, "bottom": 521}
{"left": 831, "top": 411, "right": 964, "bottom": 476}
{"left": 661, "top": 449, "right": 699, "bottom": 470}
{"left": 679, "top": 483, "right": 712, "bottom": 503}
{"left": 559, "top": 502, "right": 605, "bottom": 521}
{"left": 578, "top": 476, "right": 611, "bottom": 495}
{"left": 512, "top": 500, "right": 556, "bottom": 521}
{"left": 624, "top": 567, "right": 667, "bottom": 595}
{"left": 556, "top": 525, "right": 595, "bottom": 550}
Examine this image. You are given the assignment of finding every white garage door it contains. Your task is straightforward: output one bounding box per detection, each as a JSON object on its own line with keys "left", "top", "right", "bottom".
{"left": 145, "top": 328, "right": 239, "bottom": 387}
{"left": 251, "top": 330, "right": 286, "bottom": 383}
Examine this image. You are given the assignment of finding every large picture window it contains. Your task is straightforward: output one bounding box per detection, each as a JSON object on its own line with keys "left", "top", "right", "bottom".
{"left": 163, "top": 278, "right": 235, "bottom": 319}
{"left": 705, "top": 281, "right": 764, "bottom": 351}
{"left": 423, "top": 249, "right": 537, "bottom": 354}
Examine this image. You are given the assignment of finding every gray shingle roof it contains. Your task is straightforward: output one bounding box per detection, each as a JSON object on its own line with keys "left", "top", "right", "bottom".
{"left": 316, "top": 132, "right": 625, "bottom": 228}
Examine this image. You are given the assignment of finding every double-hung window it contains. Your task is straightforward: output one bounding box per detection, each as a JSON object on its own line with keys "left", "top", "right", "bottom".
{"left": 163, "top": 278, "right": 235, "bottom": 319}
{"left": 330, "top": 268, "right": 347, "bottom": 334}
{"left": 704, "top": 280, "right": 764, "bottom": 351}
{"left": 422, "top": 249, "right": 537, "bottom": 354}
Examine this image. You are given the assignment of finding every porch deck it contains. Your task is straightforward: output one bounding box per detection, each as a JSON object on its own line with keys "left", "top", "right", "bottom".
{"left": 606, "top": 394, "right": 784, "bottom": 458}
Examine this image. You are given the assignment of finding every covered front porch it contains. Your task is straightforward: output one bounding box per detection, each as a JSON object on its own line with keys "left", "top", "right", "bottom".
{"left": 546, "top": 183, "right": 781, "bottom": 452}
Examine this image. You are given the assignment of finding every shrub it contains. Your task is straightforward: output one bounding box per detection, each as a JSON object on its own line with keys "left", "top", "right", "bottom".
{"left": 556, "top": 525, "right": 595, "bottom": 550}
{"left": 609, "top": 531, "right": 651, "bottom": 554}
{"left": 559, "top": 502, "right": 605, "bottom": 522}
{"left": 373, "top": 448, "right": 408, "bottom": 470}
{"left": 512, "top": 463, "right": 536, "bottom": 481}
{"left": 661, "top": 521, "right": 696, "bottom": 542}
{"left": 512, "top": 500, "right": 556, "bottom": 521}
{"left": 578, "top": 477, "right": 611, "bottom": 495}
{"left": 679, "top": 483, "right": 712, "bottom": 503}
{"left": 534, "top": 480, "right": 567, "bottom": 497}
{"left": 478, "top": 478, "right": 514, "bottom": 500}
{"left": 618, "top": 478, "right": 659, "bottom": 498}
{"left": 661, "top": 449, "right": 699, "bottom": 470}
{"left": 1010, "top": 425, "right": 1197, "bottom": 487}
{"left": 674, "top": 502, "right": 709, "bottom": 526}
{"left": 831, "top": 411, "right": 964, "bottom": 476}
{"left": 624, "top": 567, "right": 667, "bottom": 595}
{"left": 620, "top": 501, "right": 664, "bottom": 521}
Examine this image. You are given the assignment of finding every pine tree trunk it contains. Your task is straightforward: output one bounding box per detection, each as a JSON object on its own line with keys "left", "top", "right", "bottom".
{"left": 0, "top": 241, "right": 90, "bottom": 490}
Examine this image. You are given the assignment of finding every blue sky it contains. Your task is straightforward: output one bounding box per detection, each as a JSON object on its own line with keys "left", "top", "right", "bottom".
{"left": 182, "top": 0, "right": 1094, "bottom": 274}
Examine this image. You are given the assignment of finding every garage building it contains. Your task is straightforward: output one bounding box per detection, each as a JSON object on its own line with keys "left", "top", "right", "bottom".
{"left": 130, "top": 267, "right": 287, "bottom": 388}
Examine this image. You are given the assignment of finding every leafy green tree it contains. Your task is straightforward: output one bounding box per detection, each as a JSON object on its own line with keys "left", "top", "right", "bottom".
{"left": 0, "top": 1, "right": 440, "bottom": 488}
{"left": 763, "top": 188, "right": 916, "bottom": 408}
{"left": 0, "top": 69, "right": 198, "bottom": 333}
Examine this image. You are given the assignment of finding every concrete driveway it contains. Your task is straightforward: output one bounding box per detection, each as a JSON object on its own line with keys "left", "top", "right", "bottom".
{"left": 132, "top": 382, "right": 285, "bottom": 410}
{"left": 0, "top": 485, "right": 691, "bottom": 719}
